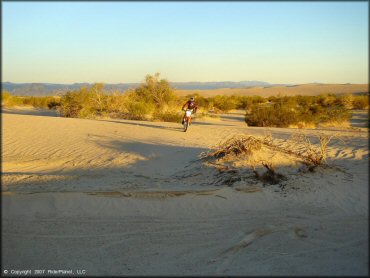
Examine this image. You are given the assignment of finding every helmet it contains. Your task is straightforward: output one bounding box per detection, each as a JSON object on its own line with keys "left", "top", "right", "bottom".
{"left": 190, "top": 97, "right": 195, "bottom": 102}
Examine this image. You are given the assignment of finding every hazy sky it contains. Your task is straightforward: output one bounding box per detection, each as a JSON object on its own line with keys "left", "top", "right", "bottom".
{"left": 2, "top": 2, "right": 369, "bottom": 84}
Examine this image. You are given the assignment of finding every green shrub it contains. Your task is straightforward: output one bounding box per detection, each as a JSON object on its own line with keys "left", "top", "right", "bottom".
{"left": 133, "top": 73, "right": 176, "bottom": 108}
{"left": 60, "top": 89, "right": 88, "bottom": 117}
{"left": 245, "top": 97, "right": 350, "bottom": 128}
{"left": 236, "top": 96, "right": 266, "bottom": 109}
{"left": 59, "top": 84, "right": 107, "bottom": 118}
{"left": 245, "top": 104, "right": 299, "bottom": 127}
{"left": 125, "top": 101, "right": 153, "bottom": 120}
{"left": 58, "top": 75, "right": 179, "bottom": 121}
{"left": 210, "top": 95, "right": 239, "bottom": 112}
{"left": 105, "top": 93, "right": 126, "bottom": 112}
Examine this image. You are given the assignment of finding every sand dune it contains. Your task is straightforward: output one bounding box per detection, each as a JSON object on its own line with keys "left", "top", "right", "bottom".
{"left": 2, "top": 107, "right": 368, "bottom": 276}
{"left": 176, "top": 83, "right": 369, "bottom": 97}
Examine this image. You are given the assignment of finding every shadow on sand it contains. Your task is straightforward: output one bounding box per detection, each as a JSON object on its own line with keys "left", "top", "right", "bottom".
{"left": 100, "top": 118, "right": 234, "bottom": 131}
{"left": 2, "top": 138, "right": 210, "bottom": 193}
{"left": 349, "top": 110, "right": 369, "bottom": 128}
{"left": 100, "top": 119, "right": 183, "bottom": 131}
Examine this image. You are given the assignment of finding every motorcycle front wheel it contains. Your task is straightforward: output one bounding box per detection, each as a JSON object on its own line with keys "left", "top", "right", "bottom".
{"left": 183, "top": 120, "right": 189, "bottom": 132}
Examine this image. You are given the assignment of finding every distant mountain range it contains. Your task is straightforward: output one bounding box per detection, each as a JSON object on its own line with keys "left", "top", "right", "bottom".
{"left": 2, "top": 81, "right": 279, "bottom": 96}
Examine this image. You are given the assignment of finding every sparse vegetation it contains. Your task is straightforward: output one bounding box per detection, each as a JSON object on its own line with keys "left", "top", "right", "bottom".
{"left": 245, "top": 94, "right": 352, "bottom": 128}
{"left": 3, "top": 77, "right": 367, "bottom": 126}
{"left": 254, "top": 162, "right": 286, "bottom": 185}
{"left": 152, "top": 109, "right": 183, "bottom": 123}
{"left": 59, "top": 73, "right": 178, "bottom": 121}
{"left": 289, "top": 131, "right": 341, "bottom": 170}
{"left": 203, "top": 135, "right": 262, "bottom": 159}
{"left": 352, "top": 95, "right": 369, "bottom": 109}
{"left": 2, "top": 91, "right": 61, "bottom": 109}
{"left": 200, "top": 131, "right": 341, "bottom": 185}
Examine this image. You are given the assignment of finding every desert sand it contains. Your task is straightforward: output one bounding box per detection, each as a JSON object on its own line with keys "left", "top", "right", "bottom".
{"left": 176, "top": 83, "right": 369, "bottom": 98}
{"left": 2, "top": 106, "right": 369, "bottom": 276}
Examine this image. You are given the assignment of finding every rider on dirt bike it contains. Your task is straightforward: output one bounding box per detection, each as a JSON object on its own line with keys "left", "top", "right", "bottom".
{"left": 182, "top": 97, "right": 198, "bottom": 124}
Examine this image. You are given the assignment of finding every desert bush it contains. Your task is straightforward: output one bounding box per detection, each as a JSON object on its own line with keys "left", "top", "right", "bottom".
{"left": 294, "top": 104, "right": 348, "bottom": 127}
{"left": 288, "top": 131, "right": 341, "bottom": 169}
{"left": 199, "top": 134, "right": 287, "bottom": 185}
{"left": 133, "top": 73, "right": 176, "bottom": 108}
{"left": 210, "top": 95, "right": 240, "bottom": 112}
{"left": 60, "top": 84, "right": 108, "bottom": 118}
{"left": 2, "top": 91, "right": 12, "bottom": 104}
{"left": 338, "top": 94, "right": 354, "bottom": 109}
{"left": 317, "top": 94, "right": 337, "bottom": 107}
{"left": 59, "top": 76, "right": 179, "bottom": 122}
{"left": 295, "top": 95, "right": 315, "bottom": 108}
{"left": 114, "top": 73, "right": 179, "bottom": 121}
{"left": 60, "top": 87, "right": 89, "bottom": 117}
{"left": 152, "top": 109, "right": 183, "bottom": 123}
{"left": 237, "top": 96, "right": 266, "bottom": 109}
{"left": 2, "top": 91, "right": 61, "bottom": 109}
{"left": 1, "top": 92, "right": 25, "bottom": 106}
{"left": 318, "top": 106, "right": 350, "bottom": 124}
{"left": 185, "top": 93, "right": 211, "bottom": 110}
{"left": 105, "top": 93, "right": 127, "bottom": 117}
{"left": 209, "top": 132, "right": 337, "bottom": 168}
{"left": 245, "top": 94, "right": 351, "bottom": 128}
{"left": 352, "top": 95, "right": 369, "bottom": 109}
{"left": 47, "top": 97, "right": 61, "bottom": 109}
{"left": 23, "top": 96, "right": 60, "bottom": 109}
{"left": 125, "top": 101, "right": 153, "bottom": 120}
{"left": 188, "top": 95, "right": 261, "bottom": 113}
{"left": 236, "top": 97, "right": 251, "bottom": 110}
{"left": 245, "top": 104, "right": 299, "bottom": 127}
{"left": 201, "top": 135, "right": 263, "bottom": 160}
{"left": 274, "top": 95, "right": 298, "bottom": 109}
{"left": 89, "top": 83, "right": 108, "bottom": 115}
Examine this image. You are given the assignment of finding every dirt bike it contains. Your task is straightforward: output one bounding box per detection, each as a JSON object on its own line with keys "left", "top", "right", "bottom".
{"left": 182, "top": 109, "right": 193, "bottom": 132}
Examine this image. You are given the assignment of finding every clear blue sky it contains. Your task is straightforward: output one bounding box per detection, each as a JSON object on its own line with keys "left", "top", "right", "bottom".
{"left": 2, "top": 1, "right": 368, "bottom": 84}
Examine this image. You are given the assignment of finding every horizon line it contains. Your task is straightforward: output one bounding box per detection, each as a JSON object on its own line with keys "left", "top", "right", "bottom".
{"left": 2, "top": 81, "right": 369, "bottom": 85}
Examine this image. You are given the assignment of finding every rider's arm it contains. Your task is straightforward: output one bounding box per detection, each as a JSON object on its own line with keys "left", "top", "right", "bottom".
{"left": 182, "top": 101, "right": 188, "bottom": 110}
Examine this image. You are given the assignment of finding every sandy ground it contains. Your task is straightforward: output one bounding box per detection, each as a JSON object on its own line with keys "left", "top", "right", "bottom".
{"left": 2, "top": 107, "right": 369, "bottom": 276}
{"left": 176, "top": 83, "right": 369, "bottom": 97}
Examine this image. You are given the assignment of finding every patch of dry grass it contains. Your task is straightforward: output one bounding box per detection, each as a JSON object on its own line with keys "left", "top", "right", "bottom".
{"left": 200, "top": 135, "right": 262, "bottom": 160}
{"left": 288, "top": 131, "right": 342, "bottom": 170}
{"left": 200, "top": 131, "right": 341, "bottom": 185}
